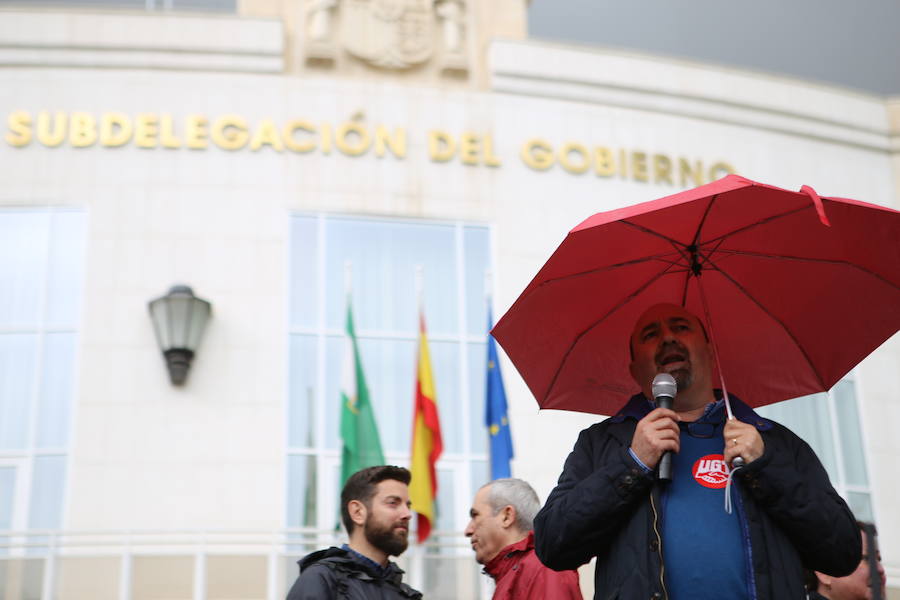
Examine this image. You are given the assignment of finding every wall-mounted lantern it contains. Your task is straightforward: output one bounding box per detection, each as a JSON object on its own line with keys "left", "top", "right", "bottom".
{"left": 148, "top": 285, "right": 212, "bottom": 385}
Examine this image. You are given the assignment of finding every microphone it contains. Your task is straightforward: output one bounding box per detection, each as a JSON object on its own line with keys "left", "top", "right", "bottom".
{"left": 651, "top": 373, "right": 677, "bottom": 482}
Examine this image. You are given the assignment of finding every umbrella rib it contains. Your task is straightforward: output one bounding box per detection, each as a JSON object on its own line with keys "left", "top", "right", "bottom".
{"left": 690, "top": 195, "right": 718, "bottom": 247}
{"left": 701, "top": 262, "right": 828, "bottom": 390}
{"left": 711, "top": 250, "right": 900, "bottom": 291}
{"left": 699, "top": 205, "right": 811, "bottom": 247}
{"left": 543, "top": 262, "right": 680, "bottom": 402}
{"left": 620, "top": 220, "right": 688, "bottom": 249}
{"left": 535, "top": 252, "right": 688, "bottom": 288}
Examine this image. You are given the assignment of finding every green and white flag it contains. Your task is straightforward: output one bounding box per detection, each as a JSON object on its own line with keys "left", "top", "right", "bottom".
{"left": 340, "top": 301, "right": 385, "bottom": 486}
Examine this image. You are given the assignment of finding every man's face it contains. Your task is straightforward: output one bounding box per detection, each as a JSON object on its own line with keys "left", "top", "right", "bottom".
{"left": 629, "top": 303, "right": 713, "bottom": 399}
{"left": 827, "top": 533, "right": 886, "bottom": 600}
{"left": 464, "top": 486, "right": 508, "bottom": 565}
{"left": 363, "top": 479, "right": 412, "bottom": 557}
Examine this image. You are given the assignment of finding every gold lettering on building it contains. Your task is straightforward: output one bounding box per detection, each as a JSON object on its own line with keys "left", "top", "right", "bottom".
{"left": 559, "top": 143, "right": 590, "bottom": 174}
{"left": 653, "top": 155, "right": 672, "bottom": 185}
{"left": 3, "top": 111, "right": 736, "bottom": 187}
{"left": 5, "top": 110, "right": 32, "bottom": 147}
{"left": 593, "top": 147, "right": 615, "bottom": 177}
{"left": 428, "top": 130, "right": 455, "bottom": 162}
{"left": 335, "top": 122, "right": 370, "bottom": 156}
{"left": 212, "top": 115, "right": 249, "bottom": 151}
{"left": 160, "top": 115, "right": 181, "bottom": 149}
{"left": 69, "top": 112, "right": 98, "bottom": 148}
{"left": 521, "top": 139, "right": 554, "bottom": 170}
{"left": 283, "top": 120, "right": 316, "bottom": 153}
{"left": 250, "top": 119, "right": 284, "bottom": 152}
{"left": 374, "top": 126, "right": 406, "bottom": 158}
{"left": 134, "top": 114, "right": 158, "bottom": 149}
{"left": 37, "top": 111, "right": 66, "bottom": 147}
{"left": 185, "top": 115, "right": 208, "bottom": 150}
{"left": 100, "top": 113, "right": 132, "bottom": 147}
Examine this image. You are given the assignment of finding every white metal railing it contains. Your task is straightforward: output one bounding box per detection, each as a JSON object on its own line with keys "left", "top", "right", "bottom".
{"left": 0, "top": 528, "right": 489, "bottom": 600}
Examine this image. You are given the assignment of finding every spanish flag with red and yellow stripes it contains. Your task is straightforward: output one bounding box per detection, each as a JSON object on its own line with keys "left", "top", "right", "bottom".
{"left": 409, "top": 312, "right": 443, "bottom": 543}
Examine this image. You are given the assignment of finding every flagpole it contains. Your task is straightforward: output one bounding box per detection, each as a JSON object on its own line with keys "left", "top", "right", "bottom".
{"left": 344, "top": 259, "right": 353, "bottom": 299}
{"left": 414, "top": 263, "right": 424, "bottom": 313}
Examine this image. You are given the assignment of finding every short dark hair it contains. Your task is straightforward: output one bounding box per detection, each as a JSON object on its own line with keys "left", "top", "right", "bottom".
{"left": 340, "top": 465, "right": 411, "bottom": 535}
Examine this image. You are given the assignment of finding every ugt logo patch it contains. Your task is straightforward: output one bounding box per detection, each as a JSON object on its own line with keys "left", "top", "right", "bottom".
{"left": 692, "top": 454, "right": 729, "bottom": 489}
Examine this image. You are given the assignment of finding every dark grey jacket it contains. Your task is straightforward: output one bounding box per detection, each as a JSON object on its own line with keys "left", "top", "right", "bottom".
{"left": 286, "top": 547, "right": 422, "bottom": 600}
{"left": 534, "top": 394, "right": 861, "bottom": 600}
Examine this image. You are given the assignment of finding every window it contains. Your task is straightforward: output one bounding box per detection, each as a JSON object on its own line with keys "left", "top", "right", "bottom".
{"left": 286, "top": 214, "right": 491, "bottom": 597}
{"left": 0, "top": 209, "right": 86, "bottom": 554}
{"left": 756, "top": 376, "right": 874, "bottom": 521}
{"left": 0, "top": 0, "right": 236, "bottom": 12}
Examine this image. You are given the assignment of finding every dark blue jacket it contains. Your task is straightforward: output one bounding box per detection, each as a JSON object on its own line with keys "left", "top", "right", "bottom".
{"left": 534, "top": 394, "right": 861, "bottom": 600}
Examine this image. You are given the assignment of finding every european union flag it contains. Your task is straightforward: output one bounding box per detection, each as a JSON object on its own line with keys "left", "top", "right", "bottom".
{"left": 486, "top": 308, "right": 513, "bottom": 479}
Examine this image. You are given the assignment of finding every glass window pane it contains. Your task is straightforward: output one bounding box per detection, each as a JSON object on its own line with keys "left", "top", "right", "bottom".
{"left": 832, "top": 380, "right": 869, "bottom": 487}
{"left": 0, "top": 334, "right": 38, "bottom": 450}
{"left": 467, "top": 342, "right": 488, "bottom": 455}
{"left": 45, "top": 211, "right": 87, "bottom": 328}
{"left": 289, "top": 216, "right": 318, "bottom": 331}
{"left": 470, "top": 460, "right": 489, "bottom": 491}
{"left": 846, "top": 492, "right": 873, "bottom": 522}
{"left": 757, "top": 393, "right": 838, "bottom": 481}
{"left": 286, "top": 454, "right": 317, "bottom": 528}
{"left": 431, "top": 341, "right": 462, "bottom": 455}
{"left": 435, "top": 468, "right": 455, "bottom": 532}
{"left": 174, "top": 0, "right": 236, "bottom": 12}
{"left": 288, "top": 334, "right": 317, "bottom": 449}
{"left": 325, "top": 219, "right": 458, "bottom": 335}
{"left": 323, "top": 335, "right": 344, "bottom": 451}
{"left": 359, "top": 338, "right": 416, "bottom": 455}
{"left": 0, "top": 212, "right": 49, "bottom": 328}
{"left": 28, "top": 456, "right": 66, "bottom": 529}
{"left": 36, "top": 333, "right": 77, "bottom": 448}
{"left": 464, "top": 226, "right": 490, "bottom": 336}
{"left": 0, "top": 467, "right": 14, "bottom": 530}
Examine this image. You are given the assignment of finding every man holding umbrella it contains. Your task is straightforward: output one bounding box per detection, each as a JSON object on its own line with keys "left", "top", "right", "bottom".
{"left": 490, "top": 176, "right": 900, "bottom": 600}
{"left": 533, "top": 302, "right": 861, "bottom": 600}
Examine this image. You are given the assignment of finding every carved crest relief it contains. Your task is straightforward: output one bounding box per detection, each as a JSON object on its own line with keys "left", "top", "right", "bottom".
{"left": 342, "top": 0, "right": 436, "bottom": 69}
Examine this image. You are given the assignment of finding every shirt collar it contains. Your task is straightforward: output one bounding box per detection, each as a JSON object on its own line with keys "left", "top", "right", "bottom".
{"left": 341, "top": 543, "right": 390, "bottom": 575}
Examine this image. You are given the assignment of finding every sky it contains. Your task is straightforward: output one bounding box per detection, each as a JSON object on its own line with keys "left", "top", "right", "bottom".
{"left": 528, "top": 0, "right": 900, "bottom": 97}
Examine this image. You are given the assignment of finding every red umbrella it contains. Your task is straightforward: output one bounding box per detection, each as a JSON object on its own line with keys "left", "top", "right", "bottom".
{"left": 492, "top": 174, "right": 900, "bottom": 416}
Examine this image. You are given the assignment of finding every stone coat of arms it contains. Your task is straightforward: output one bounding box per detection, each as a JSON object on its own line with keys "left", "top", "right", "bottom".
{"left": 342, "top": 0, "right": 436, "bottom": 69}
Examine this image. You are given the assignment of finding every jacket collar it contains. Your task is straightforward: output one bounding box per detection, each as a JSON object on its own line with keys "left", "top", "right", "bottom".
{"left": 483, "top": 531, "right": 534, "bottom": 581}
{"left": 299, "top": 546, "right": 406, "bottom": 583}
{"left": 609, "top": 391, "right": 772, "bottom": 431}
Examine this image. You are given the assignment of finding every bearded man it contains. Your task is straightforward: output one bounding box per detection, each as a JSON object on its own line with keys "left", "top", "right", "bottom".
{"left": 287, "top": 465, "right": 422, "bottom": 599}
{"left": 534, "top": 303, "right": 861, "bottom": 600}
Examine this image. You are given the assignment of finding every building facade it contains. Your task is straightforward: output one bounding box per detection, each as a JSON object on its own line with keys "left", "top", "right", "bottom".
{"left": 1, "top": 1, "right": 898, "bottom": 598}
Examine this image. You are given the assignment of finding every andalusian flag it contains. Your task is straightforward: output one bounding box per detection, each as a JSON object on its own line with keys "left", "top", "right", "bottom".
{"left": 409, "top": 312, "right": 443, "bottom": 543}
{"left": 340, "top": 301, "right": 385, "bottom": 486}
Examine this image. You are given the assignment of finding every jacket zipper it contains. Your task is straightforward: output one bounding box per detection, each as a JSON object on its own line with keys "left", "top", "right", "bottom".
{"left": 649, "top": 490, "right": 668, "bottom": 600}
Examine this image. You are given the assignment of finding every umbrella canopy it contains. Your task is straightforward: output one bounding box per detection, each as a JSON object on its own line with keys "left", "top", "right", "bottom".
{"left": 492, "top": 174, "right": 900, "bottom": 416}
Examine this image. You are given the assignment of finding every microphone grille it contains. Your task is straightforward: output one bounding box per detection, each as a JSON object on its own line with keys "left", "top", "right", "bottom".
{"left": 651, "top": 373, "right": 677, "bottom": 399}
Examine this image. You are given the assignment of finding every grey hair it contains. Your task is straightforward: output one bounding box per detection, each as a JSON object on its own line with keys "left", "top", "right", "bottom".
{"left": 484, "top": 478, "right": 541, "bottom": 533}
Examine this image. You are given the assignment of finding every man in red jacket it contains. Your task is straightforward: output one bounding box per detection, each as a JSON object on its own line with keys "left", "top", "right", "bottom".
{"left": 465, "top": 478, "right": 582, "bottom": 600}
